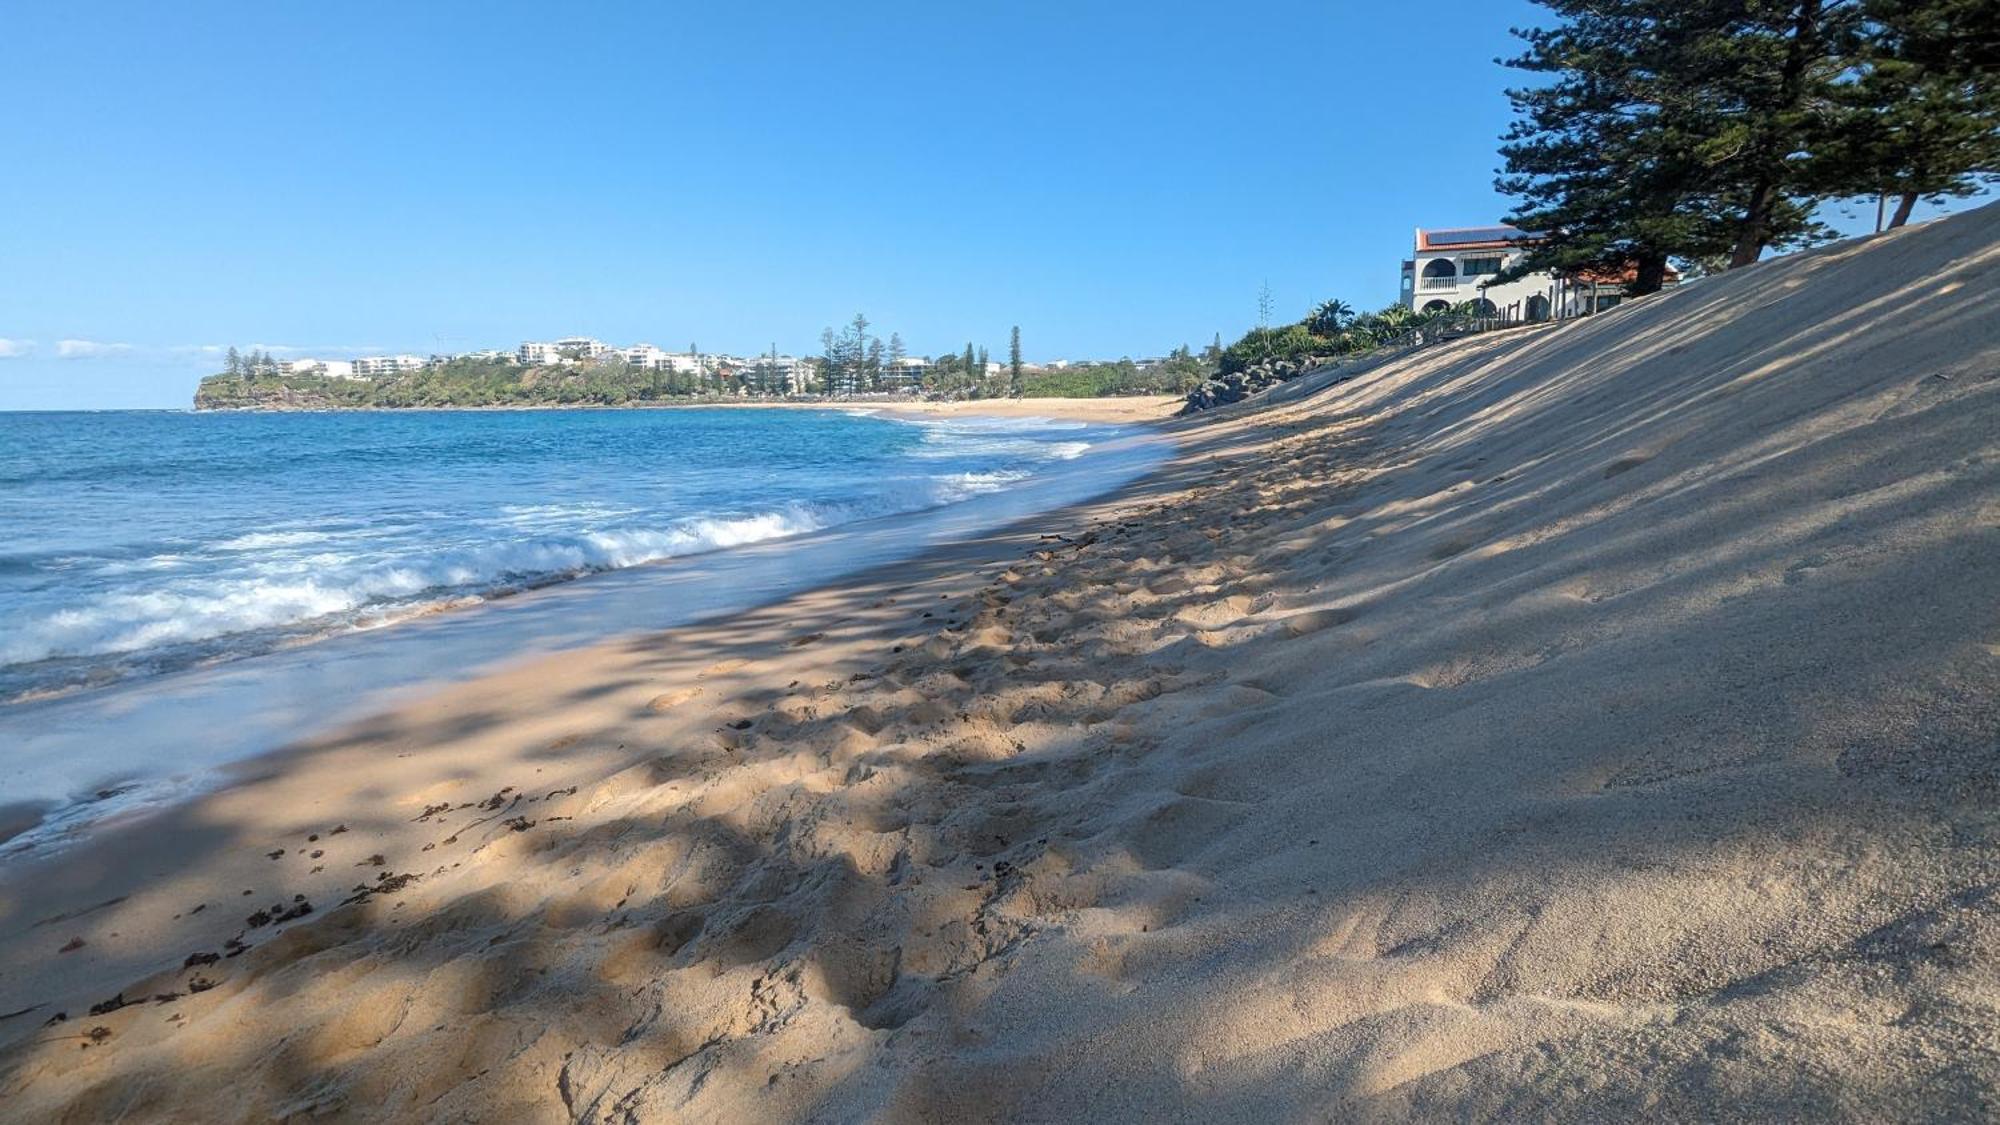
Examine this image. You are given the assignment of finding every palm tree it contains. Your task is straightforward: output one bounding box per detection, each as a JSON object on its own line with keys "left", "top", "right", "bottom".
{"left": 1305, "top": 299, "right": 1354, "bottom": 336}
{"left": 1375, "top": 304, "right": 1415, "bottom": 329}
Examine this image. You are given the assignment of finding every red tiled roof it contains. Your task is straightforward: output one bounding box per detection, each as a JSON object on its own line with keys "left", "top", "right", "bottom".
{"left": 1567, "top": 261, "right": 1682, "bottom": 285}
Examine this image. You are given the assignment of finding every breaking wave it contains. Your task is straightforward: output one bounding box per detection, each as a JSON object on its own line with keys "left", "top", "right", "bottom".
{"left": 2, "top": 472, "right": 1029, "bottom": 678}
{"left": 0, "top": 408, "right": 1129, "bottom": 704}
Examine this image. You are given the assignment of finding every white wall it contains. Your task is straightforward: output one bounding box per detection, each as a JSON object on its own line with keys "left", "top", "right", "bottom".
{"left": 1407, "top": 248, "right": 1558, "bottom": 319}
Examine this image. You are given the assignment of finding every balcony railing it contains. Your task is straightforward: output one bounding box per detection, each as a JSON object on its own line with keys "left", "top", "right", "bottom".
{"left": 1419, "top": 275, "right": 1460, "bottom": 290}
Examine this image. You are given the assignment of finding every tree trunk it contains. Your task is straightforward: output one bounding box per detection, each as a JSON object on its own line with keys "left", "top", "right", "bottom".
{"left": 1730, "top": 182, "right": 1774, "bottom": 268}
{"left": 1632, "top": 253, "right": 1669, "bottom": 296}
{"left": 1730, "top": 0, "right": 1822, "bottom": 269}
{"left": 1889, "top": 191, "right": 1919, "bottom": 229}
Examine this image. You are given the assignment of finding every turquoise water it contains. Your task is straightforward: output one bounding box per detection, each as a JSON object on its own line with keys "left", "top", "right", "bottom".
{"left": 1, "top": 405, "right": 1160, "bottom": 855}
{"left": 0, "top": 407, "right": 1105, "bottom": 703}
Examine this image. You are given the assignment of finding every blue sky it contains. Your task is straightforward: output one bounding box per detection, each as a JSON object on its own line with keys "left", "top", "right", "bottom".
{"left": 0, "top": 1, "right": 1981, "bottom": 409}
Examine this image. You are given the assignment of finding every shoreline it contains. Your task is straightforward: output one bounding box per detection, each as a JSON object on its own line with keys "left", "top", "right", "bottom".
{"left": 0, "top": 399, "right": 1207, "bottom": 1048}
{"left": 0, "top": 399, "right": 1173, "bottom": 712}
{"left": 0, "top": 401, "right": 1178, "bottom": 862}
{"left": 184, "top": 395, "right": 1184, "bottom": 425}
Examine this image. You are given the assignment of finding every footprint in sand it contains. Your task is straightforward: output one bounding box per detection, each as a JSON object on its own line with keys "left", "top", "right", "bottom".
{"left": 1283, "top": 606, "right": 1360, "bottom": 637}
{"left": 646, "top": 686, "right": 703, "bottom": 712}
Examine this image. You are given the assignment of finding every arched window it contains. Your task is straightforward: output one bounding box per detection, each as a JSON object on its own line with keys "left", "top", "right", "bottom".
{"left": 1419, "top": 259, "right": 1457, "bottom": 291}
{"left": 1421, "top": 299, "right": 1451, "bottom": 313}
{"left": 1469, "top": 298, "right": 1497, "bottom": 317}
{"left": 1526, "top": 294, "right": 1551, "bottom": 322}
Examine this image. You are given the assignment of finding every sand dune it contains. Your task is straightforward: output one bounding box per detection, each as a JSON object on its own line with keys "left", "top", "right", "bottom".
{"left": 2, "top": 204, "right": 1996, "bottom": 1121}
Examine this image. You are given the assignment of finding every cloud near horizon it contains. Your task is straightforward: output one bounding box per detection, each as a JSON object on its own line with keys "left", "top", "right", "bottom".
{"left": 4, "top": 339, "right": 416, "bottom": 368}
{"left": 55, "top": 339, "right": 136, "bottom": 359}
{"left": 170, "top": 343, "right": 388, "bottom": 360}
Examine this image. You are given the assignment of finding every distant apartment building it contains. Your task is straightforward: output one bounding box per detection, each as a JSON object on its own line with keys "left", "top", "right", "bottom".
{"left": 620, "top": 344, "right": 671, "bottom": 369}
{"left": 517, "top": 341, "right": 561, "bottom": 365}
{"left": 737, "top": 355, "right": 815, "bottom": 394}
{"left": 823, "top": 366, "right": 864, "bottom": 396}
{"left": 776, "top": 356, "right": 816, "bottom": 394}
{"left": 554, "top": 336, "right": 609, "bottom": 359}
{"left": 880, "top": 356, "right": 931, "bottom": 391}
{"left": 662, "top": 352, "right": 708, "bottom": 375}
{"left": 277, "top": 358, "right": 357, "bottom": 379}
{"left": 518, "top": 337, "right": 610, "bottom": 365}
{"left": 350, "top": 354, "right": 426, "bottom": 377}
{"left": 592, "top": 344, "right": 722, "bottom": 377}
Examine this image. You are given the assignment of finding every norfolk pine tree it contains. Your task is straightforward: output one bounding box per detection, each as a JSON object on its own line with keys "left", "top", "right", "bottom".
{"left": 1008, "top": 326, "right": 1023, "bottom": 397}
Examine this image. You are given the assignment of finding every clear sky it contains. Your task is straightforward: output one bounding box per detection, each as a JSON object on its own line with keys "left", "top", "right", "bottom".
{"left": 0, "top": 1, "right": 1981, "bottom": 409}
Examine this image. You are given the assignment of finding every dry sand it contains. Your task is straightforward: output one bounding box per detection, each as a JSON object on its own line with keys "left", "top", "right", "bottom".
{"left": 872, "top": 396, "right": 1183, "bottom": 423}
{"left": 1, "top": 204, "right": 1996, "bottom": 1122}
{"left": 634, "top": 396, "right": 1185, "bottom": 424}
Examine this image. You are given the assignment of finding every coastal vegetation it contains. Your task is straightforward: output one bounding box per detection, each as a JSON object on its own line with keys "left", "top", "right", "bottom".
{"left": 194, "top": 356, "right": 738, "bottom": 410}
{"left": 193, "top": 340, "right": 1216, "bottom": 409}
{"left": 1017, "top": 352, "right": 1212, "bottom": 398}
{"left": 1214, "top": 300, "right": 1479, "bottom": 375}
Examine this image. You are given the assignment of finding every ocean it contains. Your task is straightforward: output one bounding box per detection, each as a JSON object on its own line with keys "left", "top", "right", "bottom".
{"left": 0, "top": 407, "right": 1158, "bottom": 852}
{"left": 0, "top": 407, "right": 1110, "bottom": 702}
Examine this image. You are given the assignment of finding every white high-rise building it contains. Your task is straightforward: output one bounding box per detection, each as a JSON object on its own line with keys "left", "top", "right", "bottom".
{"left": 519, "top": 337, "right": 609, "bottom": 365}
{"left": 277, "top": 358, "right": 357, "bottom": 379}
{"left": 738, "top": 355, "right": 815, "bottom": 394}
{"left": 881, "top": 356, "right": 931, "bottom": 390}
{"left": 553, "top": 336, "right": 608, "bottom": 358}
{"left": 351, "top": 354, "right": 426, "bottom": 377}
{"left": 619, "top": 344, "right": 671, "bottom": 369}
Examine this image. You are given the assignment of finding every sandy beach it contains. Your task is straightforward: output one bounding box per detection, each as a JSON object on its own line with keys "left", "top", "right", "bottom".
{"left": 870, "top": 397, "right": 1183, "bottom": 424}
{"left": 1, "top": 206, "right": 1996, "bottom": 1121}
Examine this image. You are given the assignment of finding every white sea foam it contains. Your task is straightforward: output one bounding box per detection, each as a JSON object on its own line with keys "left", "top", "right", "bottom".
{"left": 95, "top": 553, "right": 196, "bottom": 575}
{"left": 215, "top": 529, "right": 338, "bottom": 550}
{"left": 0, "top": 474, "right": 1042, "bottom": 672}
{"left": 900, "top": 416, "right": 1095, "bottom": 464}
{"left": 0, "top": 411, "right": 1125, "bottom": 705}
{"left": 934, "top": 469, "right": 1033, "bottom": 501}
{"left": 493, "top": 502, "right": 642, "bottom": 526}
{"left": 1, "top": 510, "right": 822, "bottom": 667}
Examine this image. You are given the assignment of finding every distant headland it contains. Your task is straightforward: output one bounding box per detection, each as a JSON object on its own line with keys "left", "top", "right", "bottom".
{"left": 191, "top": 330, "right": 1215, "bottom": 410}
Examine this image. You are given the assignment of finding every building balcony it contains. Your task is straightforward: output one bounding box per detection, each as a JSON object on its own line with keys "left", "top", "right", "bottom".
{"left": 1419, "top": 276, "right": 1460, "bottom": 290}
